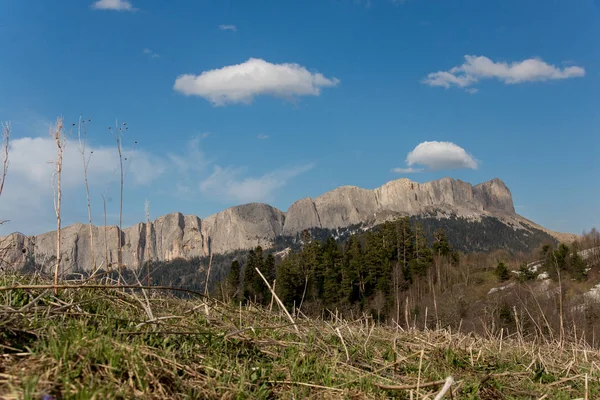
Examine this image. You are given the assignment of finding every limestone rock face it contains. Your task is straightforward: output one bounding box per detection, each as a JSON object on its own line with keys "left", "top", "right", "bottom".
{"left": 203, "top": 203, "right": 285, "bottom": 254}
{"left": 0, "top": 177, "right": 549, "bottom": 273}
{"left": 473, "top": 178, "right": 515, "bottom": 214}
{"left": 283, "top": 198, "right": 322, "bottom": 235}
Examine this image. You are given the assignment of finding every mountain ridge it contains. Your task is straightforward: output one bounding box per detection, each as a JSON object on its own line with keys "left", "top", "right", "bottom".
{"left": 0, "top": 177, "right": 576, "bottom": 272}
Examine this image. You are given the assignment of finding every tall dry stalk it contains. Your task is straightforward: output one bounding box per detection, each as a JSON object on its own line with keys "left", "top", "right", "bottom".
{"left": 51, "top": 117, "right": 65, "bottom": 289}
{"left": 145, "top": 199, "right": 151, "bottom": 286}
{"left": 554, "top": 254, "right": 565, "bottom": 347}
{"left": 101, "top": 193, "right": 109, "bottom": 272}
{"left": 204, "top": 251, "right": 214, "bottom": 296}
{"left": 77, "top": 115, "right": 96, "bottom": 270}
{"left": 0, "top": 123, "right": 10, "bottom": 272}
{"left": 109, "top": 121, "right": 127, "bottom": 280}
{"left": 0, "top": 123, "right": 10, "bottom": 227}
{"left": 0, "top": 122, "right": 10, "bottom": 201}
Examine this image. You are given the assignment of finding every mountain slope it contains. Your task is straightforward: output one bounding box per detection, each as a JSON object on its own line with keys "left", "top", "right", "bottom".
{"left": 0, "top": 177, "right": 575, "bottom": 272}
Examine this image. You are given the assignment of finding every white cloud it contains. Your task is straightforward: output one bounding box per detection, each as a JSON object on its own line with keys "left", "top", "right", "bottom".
{"left": 200, "top": 163, "right": 315, "bottom": 203}
{"left": 392, "top": 141, "right": 478, "bottom": 173}
{"left": 219, "top": 24, "right": 237, "bottom": 32}
{"left": 423, "top": 55, "right": 585, "bottom": 91}
{"left": 143, "top": 48, "right": 160, "bottom": 59}
{"left": 91, "top": 0, "right": 137, "bottom": 11}
{"left": 257, "top": 134, "right": 269, "bottom": 140}
{"left": 173, "top": 58, "right": 340, "bottom": 106}
{"left": 390, "top": 167, "right": 422, "bottom": 174}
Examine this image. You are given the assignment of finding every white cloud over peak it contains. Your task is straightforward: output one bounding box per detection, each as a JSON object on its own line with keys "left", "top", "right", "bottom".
{"left": 423, "top": 55, "right": 585, "bottom": 91}
{"left": 173, "top": 58, "right": 340, "bottom": 106}
{"left": 392, "top": 141, "right": 478, "bottom": 173}
{"left": 390, "top": 167, "right": 422, "bottom": 174}
{"left": 218, "top": 25, "right": 237, "bottom": 32}
{"left": 200, "top": 163, "right": 315, "bottom": 203}
{"left": 91, "top": 0, "right": 137, "bottom": 11}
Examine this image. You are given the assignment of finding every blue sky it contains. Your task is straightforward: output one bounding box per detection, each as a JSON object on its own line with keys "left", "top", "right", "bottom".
{"left": 0, "top": 0, "right": 598, "bottom": 236}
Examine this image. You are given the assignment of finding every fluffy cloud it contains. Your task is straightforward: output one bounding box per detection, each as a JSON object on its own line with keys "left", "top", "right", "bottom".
{"left": 218, "top": 25, "right": 237, "bottom": 32}
{"left": 173, "top": 58, "right": 340, "bottom": 106}
{"left": 200, "top": 163, "right": 315, "bottom": 203}
{"left": 91, "top": 0, "right": 137, "bottom": 11}
{"left": 392, "top": 141, "right": 478, "bottom": 173}
{"left": 390, "top": 167, "right": 422, "bottom": 174}
{"left": 257, "top": 134, "right": 269, "bottom": 140}
{"left": 423, "top": 55, "right": 585, "bottom": 91}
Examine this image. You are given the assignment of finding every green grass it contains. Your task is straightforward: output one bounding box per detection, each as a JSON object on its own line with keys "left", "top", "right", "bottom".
{"left": 1, "top": 275, "right": 599, "bottom": 399}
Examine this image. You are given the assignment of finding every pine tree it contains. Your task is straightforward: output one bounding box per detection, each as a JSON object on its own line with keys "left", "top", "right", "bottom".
{"left": 322, "top": 237, "right": 342, "bottom": 306}
{"left": 243, "top": 247, "right": 268, "bottom": 304}
{"left": 276, "top": 253, "right": 305, "bottom": 309}
{"left": 340, "top": 236, "right": 362, "bottom": 303}
{"left": 226, "top": 260, "right": 241, "bottom": 301}
{"left": 569, "top": 243, "right": 587, "bottom": 282}
{"left": 409, "top": 222, "right": 432, "bottom": 278}
{"left": 264, "top": 253, "right": 276, "bottom": 284}
{"left": 495, "top": 261, "right": 510, "bottom": 282}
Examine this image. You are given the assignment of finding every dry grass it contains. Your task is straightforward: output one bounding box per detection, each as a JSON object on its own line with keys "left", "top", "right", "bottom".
{"left": 1, "top": 274, "right": 599, "bottom": 399}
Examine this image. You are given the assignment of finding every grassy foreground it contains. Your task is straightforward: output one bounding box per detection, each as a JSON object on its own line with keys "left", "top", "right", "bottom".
{"left": 1, "top": 276, "right": 599, "bottom": 399}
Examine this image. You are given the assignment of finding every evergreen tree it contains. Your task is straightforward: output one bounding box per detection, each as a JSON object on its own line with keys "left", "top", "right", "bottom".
{"left": 409, "top": 222, "right": 432, "bottom": 278}
{"left": 569, "top": 243, "right": 587, "bottom": 282}
{"left": 396, "top": 217, "right": 414, "bottom": 278}
{"left": 244, "top": 246, "right": 268, "bottom": 304}
{"left": 495, "top": 261, "right": 510, "bottom": 282}
{"left": 340, "top": 236, "right": 362, "bottom": 303}
{"left": 264, "top": 253, "right": 276, "bottom": 284}
{"left": 516, "top": 263, "right": 535, "bottom": 282}
{"left": 433, "top": 228, "right": 452, "bottom": 257}
{"left": 301, "top": 234, "right": 322, "bottom": 303}
{"left": 225, "top": 260, "right": 241, "bottom": 301}
{"left": 276, "top": 252, "right": 305, "bottom": 309}
{"left": 322, "top": 237, "right": 342, "bottom": 306}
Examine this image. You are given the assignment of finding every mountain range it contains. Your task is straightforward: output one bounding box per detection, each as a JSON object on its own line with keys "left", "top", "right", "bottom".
{"left": 0, "top": 177, "right": 576, "bottom": 273}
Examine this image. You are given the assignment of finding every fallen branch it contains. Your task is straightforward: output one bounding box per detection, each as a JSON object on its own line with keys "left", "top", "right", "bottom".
{"left": 0, "top": 283, "right": 208, "bottom": 298}
{"left": 254, "top": 267, "right": 300, "bottom": 334}
{"left": 375, "top": 378, "right": 453, "bottom": 391}
{"left": 267, "top": 381, "right": 344, "bottom": 392}
{"left": 434, "top": 376, "right": 454, "bottom": 400}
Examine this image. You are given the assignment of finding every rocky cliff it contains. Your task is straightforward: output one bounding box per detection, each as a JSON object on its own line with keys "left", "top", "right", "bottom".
{"left": 0, "top": 177, "right": 572, "bottom": 273}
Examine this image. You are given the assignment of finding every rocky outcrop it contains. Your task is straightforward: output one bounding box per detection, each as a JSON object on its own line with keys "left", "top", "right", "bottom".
{"left": 281, "top": 177, "right": 516, "bottom": 233}
{"left": 0, "top": 177, "right": 568, "bottom": 273}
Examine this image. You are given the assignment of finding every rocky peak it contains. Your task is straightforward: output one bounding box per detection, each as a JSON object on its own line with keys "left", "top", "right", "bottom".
{"left": 473, "top": 178, "right": 515, "bottom": 214}
{"left": 0, "top": 177, "right": 527, "bottom": 273}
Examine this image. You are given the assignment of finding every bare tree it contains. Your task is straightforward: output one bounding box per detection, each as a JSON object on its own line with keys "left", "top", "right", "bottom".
{"left": 77, "top": 115, "right": 96, "bottom": 271}
{"left": 51, "top": 117, "right": 65, "bottom": 289}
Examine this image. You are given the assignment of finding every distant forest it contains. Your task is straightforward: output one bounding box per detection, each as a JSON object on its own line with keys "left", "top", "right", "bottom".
{"left": 143, "top": 217, "right": 600, "bottom": 340}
